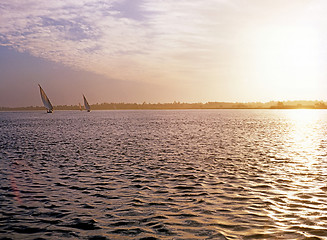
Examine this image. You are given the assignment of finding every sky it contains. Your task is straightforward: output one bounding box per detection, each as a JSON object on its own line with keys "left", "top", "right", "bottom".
{"left": 1, "top": 0, "right": 327, "bottom": 107}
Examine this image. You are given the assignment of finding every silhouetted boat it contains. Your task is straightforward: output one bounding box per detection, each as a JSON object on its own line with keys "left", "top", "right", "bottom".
{"left": 38, "top": 84, "right": 53, "bottom": 113}
{"left": 83, "top": 94, "right": 91, "bottom": 112}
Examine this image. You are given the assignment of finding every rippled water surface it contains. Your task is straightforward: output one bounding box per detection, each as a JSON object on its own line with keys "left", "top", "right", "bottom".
{"left": 1, "top": 109, "right": 327, "bottom": 240}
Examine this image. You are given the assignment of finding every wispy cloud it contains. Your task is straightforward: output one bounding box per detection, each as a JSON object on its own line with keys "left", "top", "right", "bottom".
{"left": 0, "top": 0, "right": 240, "bottom": 84}
{"left": 0, "top": 0, "right": 149, "bottom": 79}
{"left": 1, "top": 0, "right": 327, "bottom": 102}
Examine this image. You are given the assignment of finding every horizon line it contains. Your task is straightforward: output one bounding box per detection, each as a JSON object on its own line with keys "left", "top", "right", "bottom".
{"left": 2, "top": 100, "right": 327, "bottom": 110}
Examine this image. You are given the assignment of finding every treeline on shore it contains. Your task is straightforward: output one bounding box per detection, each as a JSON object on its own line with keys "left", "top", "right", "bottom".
{"left": 1, "top": 100, "right": 327, "bottom": 111}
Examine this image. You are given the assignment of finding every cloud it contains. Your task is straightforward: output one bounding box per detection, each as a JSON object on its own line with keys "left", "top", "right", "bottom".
{"left": 1, "top": 0, "right": 327, "bottom": 100}
{"left": 0, "top": 0, "right": 236, "bottom": 85}
{"left": 0, "top": 1, "right": 145, "bottom": 76}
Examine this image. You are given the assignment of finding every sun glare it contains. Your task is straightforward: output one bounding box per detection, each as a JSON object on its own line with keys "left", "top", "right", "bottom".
{"left": 240, "top": 19, "right": 324, "bottom": 100}
{"left": 267, "top": 109, "right": 325, "bottom": 234}
{"left": 288, "top": 109, "right": 321, "bottom": 124}
{"left": 286, "top": 109, "right": 322, "bottom": 169}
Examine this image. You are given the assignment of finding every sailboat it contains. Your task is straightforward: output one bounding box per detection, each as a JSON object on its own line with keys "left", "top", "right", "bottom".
{"left": 38, "top": 84, "right": 53, "bottom": 113}
{"left": 83, "top": 94, "right": 91, "bottom": 112}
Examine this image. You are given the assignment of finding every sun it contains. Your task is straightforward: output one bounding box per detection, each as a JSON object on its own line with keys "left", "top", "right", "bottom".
{"left": 236, "top": 16, "right": 324, "bottom": 100}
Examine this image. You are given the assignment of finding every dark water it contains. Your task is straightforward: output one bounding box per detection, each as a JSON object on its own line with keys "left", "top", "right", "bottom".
{"left": 1, "top": 109, "right": 327, "bottom": 240}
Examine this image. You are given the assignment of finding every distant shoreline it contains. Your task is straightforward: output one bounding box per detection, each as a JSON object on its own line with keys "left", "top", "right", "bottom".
{"left": 1, "top": 100, "right": 327, "bottom": 111}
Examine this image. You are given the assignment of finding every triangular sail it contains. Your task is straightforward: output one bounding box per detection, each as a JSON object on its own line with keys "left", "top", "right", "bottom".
{"left": 38, "top": 84, "right": 53, "bottom": 112}
{"left": 83, "top": 94, "right": 91, "bottom": 112}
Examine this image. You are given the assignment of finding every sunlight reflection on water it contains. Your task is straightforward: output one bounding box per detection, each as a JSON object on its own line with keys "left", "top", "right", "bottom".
{"left": 266, "top": 110, "right": 327, "bottom": 238}
{"left": 288, "top": 109, "right": 321, "bottom": 166}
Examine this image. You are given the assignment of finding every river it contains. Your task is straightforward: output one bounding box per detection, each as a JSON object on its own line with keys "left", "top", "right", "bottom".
{"left": 0, "top": 109, "right": 327, "bottom": 239}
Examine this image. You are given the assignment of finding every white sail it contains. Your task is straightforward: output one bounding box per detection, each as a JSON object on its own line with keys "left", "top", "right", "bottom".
{"left": 38, "top": 84, "right": 53, "bottom": 113}
{"left": 83, "top": 94, "right": 91, "bottom": 112}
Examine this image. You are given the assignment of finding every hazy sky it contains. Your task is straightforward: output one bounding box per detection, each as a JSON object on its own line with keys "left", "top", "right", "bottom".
{"left": 1, "top": 0, "right": 327, "bottom": 107}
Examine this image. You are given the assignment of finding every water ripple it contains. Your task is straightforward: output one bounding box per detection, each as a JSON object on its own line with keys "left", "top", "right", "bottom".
{"left": 1, "top": 110, "right": 327, "bottom": 239}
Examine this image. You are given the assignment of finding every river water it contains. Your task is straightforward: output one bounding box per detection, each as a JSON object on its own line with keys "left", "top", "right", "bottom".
{"left": 0, "top": 109, "right": 327, "bottom": 240}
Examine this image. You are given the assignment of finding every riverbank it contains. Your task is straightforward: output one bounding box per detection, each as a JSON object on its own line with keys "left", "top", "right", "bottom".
{"left": 1, "top": 100, "right": 327, "bottom": 111}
